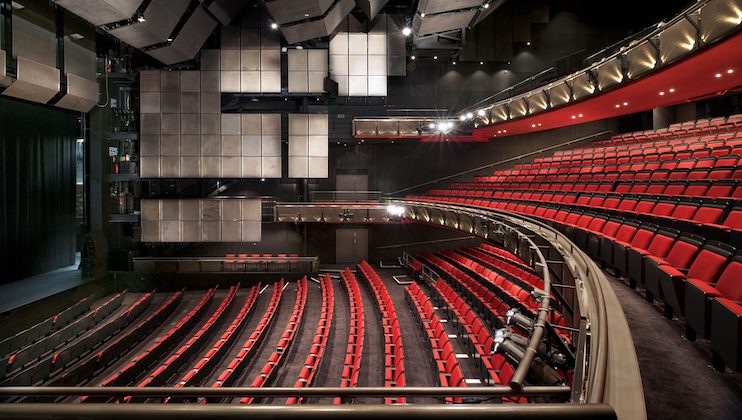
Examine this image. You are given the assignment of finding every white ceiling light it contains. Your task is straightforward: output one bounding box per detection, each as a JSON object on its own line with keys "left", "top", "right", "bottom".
{"left": 402, "top": 27, "right": 412, "bottom": 36}
{"left": 459, "top": 115, "right": 467, "bottom": 121}
{"left": 466, "top": 112, "right": 474, "bottom": 120}
{"left": 270, "top": 22, "right": 278, "bottom": 30}
{"left": 477, "top": 109, "right": 486, "bottom": 117}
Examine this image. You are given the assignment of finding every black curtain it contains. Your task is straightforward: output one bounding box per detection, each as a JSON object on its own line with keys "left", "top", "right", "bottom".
{"left": 0, "top": 97, "right": 78, "bottom": 284}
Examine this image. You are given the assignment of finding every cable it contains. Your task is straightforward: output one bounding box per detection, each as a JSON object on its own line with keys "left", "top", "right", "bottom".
{"left": 97, "top": 57, "right": 110, "bottom": 108}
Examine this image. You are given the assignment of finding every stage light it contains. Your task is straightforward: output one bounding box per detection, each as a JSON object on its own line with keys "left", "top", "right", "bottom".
{"left": 402, "top": 27, "right": 412, "bottom": 36}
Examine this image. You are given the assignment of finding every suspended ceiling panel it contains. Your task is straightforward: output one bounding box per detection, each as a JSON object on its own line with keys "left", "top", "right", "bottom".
{"left": 146, "top": 5, "right": 218, "bottom": 65}
{"left": 278, "top": 0, "right": 355, "bottom": 44}
{"left": 416, "top": 10, "right": 478, "bottom": 36}
{"left": 12, "top": 17, "right": 56, "bottom": 67}
{"left": 264, "top": 0, "right": 335, "bottom": 25}
{"left": 2, "top": 56, "right": 60, "bottom": 104}
{"left": 205, "top": 0, "right": 250, "bottom": 25}
{"left": 55, "top": 74, "right": 99, "bottom": 112}
{"left": 417, "top": 0, "right": 483, "bottom": 15}
{"left": 107, "top": 0, "right": 189, "bottom": 49}
{"left": 54, "top": 0, "right": 144, "bottom": 26}
{"left": 356, "top": 0, "right": 389, "bottom": 20}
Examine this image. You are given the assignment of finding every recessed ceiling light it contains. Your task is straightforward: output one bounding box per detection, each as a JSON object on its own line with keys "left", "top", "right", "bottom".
{"left": 571, "top": 115, "right": 576, "bottom": 119}
{"left": 304, "top": 13, "right": 310, "bottom": 17}
{"left": 411, "top": 55, "right": 416, "bottom": 60}
{"left": 483, "top": 3, "right": 489, "bottom": 8}
{"left": 452, "top": 61, "right": 456, "bottom": 65}
{"left": 466, "top": 112, "right": 474, "bottom": 119}
{"left": 429, "top": 123, "right": 436, "bottom": 129}
{"left": 459, "top": 115, "right": 467, "bottom": 121}
{"left": 537, "top": 123, "right": 542, "bottom": 126}
{"left": 615, "top": 104, "right": 620, "bottom": 108}
{"left": 70, "top": 33, "right": 84, "bottom": 40}
{"left": 480, "top": 61, "right": 484, "bottom": 65}
{"left": 526, "top": 41, "right": 531, "bottom": 46}
{"left": 727, "top": 69, "right": 734, "bottom": 74}
{"left": 402, "top": 27, "right": 412, "bottom": 36}
{"left": 270, "top": 22, "right": 278, "bottom": 30}
{"left": 167, "top": 37, "right": 173, "bottom": 42}
{"left": 623, "top": 102, "right": 628, "bottom": 106}
{"left": 503, "top": 130, "right": 506, "bottom": 133}
{"left": 434, "top": 55, "right": 438, "bottom": 60}
{"left": 715, "top": 73, "right": 722, "bottom": 78}
{"left": 531, "top": 123, "right": 536, "bottom": 128}
{"left": 659, "top": 91, "right": 665, "bottom": 96}
{"left": 578, "top": 114, "right": 583, "bottom": 118}
{"left": 668, "top": 88, "right": 675, "bottom": 93}
{"left": 420, "top": 12, "right": 426, "bottom": 17}
{"left": 137, "top": 16, "right": 145, "bottom": 23}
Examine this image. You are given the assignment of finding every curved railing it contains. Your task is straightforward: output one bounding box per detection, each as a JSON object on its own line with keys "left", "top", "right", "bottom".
{"left": 458, "top": 0, "right": 741, "bottom": 128}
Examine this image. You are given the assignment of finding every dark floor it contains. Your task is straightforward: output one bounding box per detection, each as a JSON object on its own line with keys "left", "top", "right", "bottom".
{"left": 606, "top": 271, "right": 742, "bottom": 420}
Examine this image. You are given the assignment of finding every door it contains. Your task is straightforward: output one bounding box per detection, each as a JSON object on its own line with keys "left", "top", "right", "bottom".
{"left": 336, "top": 228, "right": 369, "bottom": 264}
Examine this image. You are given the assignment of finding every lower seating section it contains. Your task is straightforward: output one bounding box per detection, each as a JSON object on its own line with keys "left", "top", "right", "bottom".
{"left": 409, "top": 116, "right": 742, "bottom": 372}
{"left": 287, "top": 275, "right": 334, "bottom": 404}
{"left": 1, "top": 292, "right": 128, "bottom": 385}
{"left": 405, "top": 282, "right": 466, "bottom": 404}
{"left": 357, "top": 260, "right": 406, "bottom": 405}
{"left": 0, "top": 296, "right": 93, "bottom": 362}
{"left": 429, "top": 279, "right": 525, "bottom": 403}
{"left": 240, "top": 277, "right": 308, "bottom": 404}
{"left": 212, "top": 281, "right": 284, "bottom": 389}
{"left": 334, "top": 268, "right": 365, "bottom": 405}
{"left": 173, "top": 285, "right": 260, "bottom": 390}
{"left": 92, "top": 288, "right": 216, "bottom": 396}
{"left": 50, "top": 291, "right": 182, "bottom": 388}
{"left": 130, "top": 285, "right": 241, "bottom": 398}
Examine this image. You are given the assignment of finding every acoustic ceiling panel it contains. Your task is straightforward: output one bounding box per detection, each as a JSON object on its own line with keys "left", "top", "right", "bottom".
{"left": 146, "top": 6, "right": 218, "bottom": 65}
{"left": 54, "top": 0, "right": 145, "bottom": 26}
{"left": 107, "top": 0, "right": 189, "bottom": 49}
{"left": 279, "top": 0, "right": 355, "bottom": 44}
{"left": 356, "top": 0, "right": 389, "bottom": 20}
{"left": 2, "top": 56, "right": 60, "bottom": 104}
{"left": 207, "top": 0, "right": 251, "bottom": 25}
{"left": 416, "top": 10, "right": 477, "bottom": 36}
{"left": 265, "top": 0, "right": 335, "bottom": 25}
{"left": 55, "top": 74, "right": 99, "bottom": 112}
{"left": 416, "top": 0, "right": 482, "bottom": 15}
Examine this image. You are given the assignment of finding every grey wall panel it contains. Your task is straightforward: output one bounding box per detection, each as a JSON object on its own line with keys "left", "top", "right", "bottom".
{"left": 201, "top": 92, "right": 221, "bottom": 113}
{"left": 264, "top": 0, "right": 335, "bottom": 24}
{"left": 625, "top": 40, "right": 657, "bottom": 80}
{"left": 141, "top": 71, "right": 161, "bottom": 92}
{"left": 595, "top": 57, "right": 624, "bottom": 90}
{"left": 56, "top": 74, "right": 99, "bottom": 112}
{"left": 140, "top": 135, "right": 161, "bottom": 157}
{"left": 181, "top": 93, "right": 201, "bottom": 114}
{"left": 569, "top": 72, "right": 596, "bottom": 100}
{"left": 700, "top": 0, "right": 742, "bottom": 43}
{"left": 547, "top": 82, "right": 571, "bottom": 107}
{"left": 417, "top": 10, "right": 477, "bottom": 36}
{"left": 180, "top": 157, "right": 201, "bottom": 178}
{"left": 141, "top": 114, "right": 161, "bottom": 134}
{"left": 140, "top": 92, "right": 161, "bottom": 114}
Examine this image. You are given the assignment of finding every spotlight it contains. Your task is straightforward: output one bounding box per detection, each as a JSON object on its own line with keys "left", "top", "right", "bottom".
{"left": 477, "top": 109, "right": 486, "bottom": 117}
{"left": 386, "top": 204, "right": 405, "bottom": 217}
{"left": 669, "top": 88, "right": 675, "bottom": 93}
{"left": 411, "top": 55, "right": 416, "bottom": 60}
{"left": 502, "top": 130, "right": 506, "bottom": 133}
{"left": 483, "top": 3, "right": 490, "bottom": 8}
{"left": 466, "top": 112, "right": 474, "bottom": 120}
{"left": 437, "top": 122, "right": 447, "bottom": 131}
{"left": 623, "top": 102, "right": 628, "bottom": 106}
{"left": 452, "top": 61, "right": 456, "bottom": 65}
{"left": 447, "top": 122, "right": 454, "bottom": 129}
{"left": 270, "top": 22, "right": 278, "bottom": 30}
{"left": 526, "top": 41, "right": 531, "bottom": 46}
{"left": 571, "top": 115, "right": 576, "bottom": 119}
{"left": 615, "top": 104, "right": 620, "bottom": 108}
{"left": 137, "top": 15, "right": 146, "bottom": 23}
{"left": 167, "top": 37, "right": 173, "bottom": 42}
{"left": 428, "top": 123, "right": 436, "bottom": 129}
{"left": 459, "top": 115, "right": 467, "bottom": 121}
{"left": 659, "top": 91, "right": 665, "bottom": 96}
{"left": 480, "top": 61, "right": 484, "bottom": 65}
{"left": 531, "top": 123, "right": 536, "bottom": 128}
{"left": 577, "top": 114, "right": 583, "bottom": 118}
{"left": 434, "top": 55, "right": 438, "bottom": 60}
{"left": 715, "top": 73, "right": 722, "bottom": 78}
{"left": 420, "top": 12, "right": 426, "bottom": 17}
{"left": 727, "top": 69, "right": 734, "bottom": 74}
{"left": 402, "top": 27, "right": 412, "bottom": 36}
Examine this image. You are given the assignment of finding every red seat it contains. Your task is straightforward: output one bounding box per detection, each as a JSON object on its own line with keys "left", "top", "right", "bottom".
{"left": 686, "top": 255, "right": 742, "bottom": 339}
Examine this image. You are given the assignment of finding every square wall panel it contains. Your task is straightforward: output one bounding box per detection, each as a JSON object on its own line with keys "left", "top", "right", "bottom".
{"left": 181, "top": 71, "right": 201, "bottom": 92}
{"left": 220, "top": 71, "right": 240, "bottom": 92}
{"left": 260, "top": 71, "right": 281, "bottom": 93}
{"left": 262, "top": 135, "right": 281, "bottom": 157}
{"left": 222, "top": 221, "right": 242, "bottom": 241}
{"left": 242, "top": 157, "right": 261, "bottom": 177}
{"left": 241, "top": 50, "right": 260, "bottom": 71}
{"left": 141, "top": 221, "right": 160, "bottom": 242}
{"left": 241, "top": 114, "right": 261, "bottom": 135}
{"left": 262, "top": 157, "right": 281, "bottom": 178}
{"left": 222, "top": 157, "right": 241, "bottom": 177}
{"left": 140, "top": 134, "right": 161, "bottom": 157}
{"left": 222, "top": 199, "right": 241, "bottom": 220}
{"left": 289, "top": 156, "right": 309, "bottom": 178}
{"left": 180, "top": 157, "right": 201, "bottom": 177}
{"left": 348, "top": 76, "right": 368, "bottom": 96}
{"left": 308, "top": 50, "right": 328, "bottom": 72}
{"left": 201, "top": 92, "right": 221, "bottom": 113}
{"left": 221, "top": 135, "right": 241, "bottom": 156}
{"left": 181, "top": 93, "right": 200, "bottom": 114}
{"left": 201, "top": 71, "right": 220, "bottom": 92}
{"left": 308, "top": 156, "right": 328, "bottom": 178}
{"left": 288, "top": 49, "right": 308, "bottom": 71}
{"left": 201, "top": 135, "right": 221, "bottom": 156}
{"left": 140, "top": 92, "right": 160, "bottom": 113}
{"left": 241, "top": 135, "right": 262, "bottom": 156}
{"left": 241, "top": 71, "right": 261, "bottom": 92}
{"left": 140, "top": 157, "right": 160, "bottom": 178}
{"left": 262, "top": 114, "right": 281, "bottom": 135}
{"left": 221, "top": 114, "right": 241, "bottom": 135}
{"left": 201, "top": 156, "right": 221, "bottom": 177}
{"left": 241, "top": 221, "right": 261, "bottom": 242}
{"left": 160, "top": 157, "right": 180, "bottom": 177}
{"left": 141, "top": 199, "right": 161, "bottom": 221}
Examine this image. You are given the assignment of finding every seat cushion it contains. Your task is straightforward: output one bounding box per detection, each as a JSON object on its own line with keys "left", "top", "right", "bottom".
{"left": 716, "top": 298, "right": 742, "bottom": 317}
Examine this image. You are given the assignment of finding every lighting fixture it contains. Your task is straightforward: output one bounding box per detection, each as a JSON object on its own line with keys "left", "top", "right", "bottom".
{"left": 437, "top": 122, "right": 448, "bottom": 131}
{"left": 167, "top": 37, "right": 173, "bottom": 42}
{"left": 727, "top": 69, "right": 734, "bottom": 74}
{"left": 715, "top": 73, "right": 722, "bottom": 78}
{"left": 503, "top": 130, "right": 506, "bottom": 133}
{"left": 483, "top": 3, "right": 490, "bottom": 8}
{"left": 421, "top": 13, "right": 426, "bottom": 17}
{"left": 271, "top": 22, "right": 278, "bottom": 30}
{"left": 447, "top": 122, "right": 454, "bottom": 129}
{"left": 623, "top": 102, "right": 628, "bottom": 106}
{"left": 615, "top": 104, "right": 620, "bottom": 108}
{"left": 452, "top": 61, "right": 456, "bottom": 65}
{"left": 411, "top": 55, "right": 416, "bottom": 60}
{"left": 668, "top": 88, "right": 675, "bottom": 93}
{"left": 70, "top": 33, "right": 84, "bottom": 40}
{"left": 526, "top": 41, "right": 531, "bottom": 46}
{"left": 480, "top": 61, "right": 484, "bottom": 65}
{"left": 402, "top": 27, "right": 412, "bottom": 36}
{"left": 571, "top": 115, "right": 576, "bottom": 119}
{"left": 137, "top": 15, "right": 146, "bottom": 23}
{"left": 386, "top": 205, "right": 405, "bottom": 217}
{"left": 466, "top": 112, "right": 474, "bottom": 120}
{"left": 659, "top": 91, "right": 665, "bottom": 96}
{"left": 531, "top": 123, "right": 536, "bottom": 128}
{"left": 537, "top": 123, "right": 542, "bottom": 127}
{"left": 434, "top": 56, "right": 438, "bottom": 60}
{"left": 459, "top": 115, "right": 467, "bottom": 121}
{"left": 577, "top": 114, "right": 583, "bottom": 118}
{"left": 477, "top": 109, "right": 486, "bottom": 117}
{"left": 304, "top": 13, "right": 310, "bottom": 17}
{"left": 429, "top": 123, "right": 436, "bottom": 129}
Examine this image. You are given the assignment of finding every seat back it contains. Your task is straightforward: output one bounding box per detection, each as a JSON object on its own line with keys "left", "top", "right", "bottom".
{"left": 686, "top": 242, "right": 735, "bottom": 283}
{"left": 715, "top": 255, "right": 742, "bottom": 301}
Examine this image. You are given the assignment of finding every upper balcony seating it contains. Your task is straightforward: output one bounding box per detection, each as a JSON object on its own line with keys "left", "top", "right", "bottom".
{"left": 334, "top": 269, "right": 365, "bottom": 405}
{"left": 240, "top": 278, "right": 308, "bottom": 404}
{"left": 287, "top": 275, "right": 334, "bottom": 404}
{"left": 411, "top": 115, "right": 742, "bottom": 372}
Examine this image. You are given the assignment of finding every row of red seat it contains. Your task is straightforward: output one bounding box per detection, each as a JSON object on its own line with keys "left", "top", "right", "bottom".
{"left": 173, "top": 285, "right": 260, "bottom": 391}
{"left": 592, "top": 115, "right": 741, "bottom": 146}
{"left": 409, "top": 195, "right": 740, "bottom": 245}
{"left": 95, "top": 288, "right": 216, "bottom": 391}
{"left": 357, "top": 261, "right": 406, "bottom": 405}
{"left": 225, "top": 253, "right": 300, "bottom": 261}
{"left": 430, "top": 279, "right": 525, "bottom": 403}
{"left": 240, "top": 277, "right": 308, "bottom": 404}
{"left": 287, "top": 275, "right": 334, "bottom": 404}
{"left": 131, "top": 285, "right": 240, "bottom": 397}
{"left": 51, "top": 291, "right": 181, "bottom": 389}
{"left": 418, "top": 253, "right": 510, "bottom": 326}
{"left": 211, "top": 280, "right": 284, "bottom": 389}
{"left": 459, "top": 247, "right": 544, "bottom": 291}
{"left": 405, "top": 282, "right": 466, "bottom": 404}
{"left": 334, "top": 268, "right": 365, "bottom": 404}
